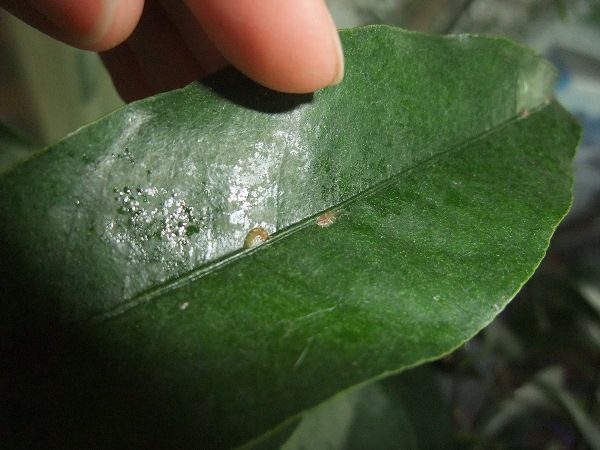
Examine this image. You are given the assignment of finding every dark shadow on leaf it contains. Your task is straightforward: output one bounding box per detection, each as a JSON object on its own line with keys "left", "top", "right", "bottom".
{"left": 200, "top": 67, "right": 314, "bottom": 113}
{"left": 2, "top": 305, "right": 246, "bottom": 449}
{"left": 0, "top": 242, "right": 238, "bottom": 449}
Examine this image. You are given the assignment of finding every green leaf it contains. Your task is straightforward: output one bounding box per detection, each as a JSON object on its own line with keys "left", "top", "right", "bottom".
{"left": 1, "top": 26, "right": 579, "bottom": 448}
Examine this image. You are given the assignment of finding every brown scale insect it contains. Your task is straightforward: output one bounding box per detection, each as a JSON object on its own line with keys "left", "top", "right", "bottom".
{"left": 316, "top": 210, "right": 337, "bottom": 228}
{"left": 243, "top": 226, "right": 269, "bottom": 248}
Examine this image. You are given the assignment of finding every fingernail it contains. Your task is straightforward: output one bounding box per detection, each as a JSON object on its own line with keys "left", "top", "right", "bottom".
{"left": 330, "top": 29, "right": 345, "bottom": 85}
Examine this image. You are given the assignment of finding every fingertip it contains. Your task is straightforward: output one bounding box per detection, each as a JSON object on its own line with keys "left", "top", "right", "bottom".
{"left": 186, "top": 0, "right": 344, "bottom": 93}
{"left": 89, "top": 0, "right": 145, "bottom": 51}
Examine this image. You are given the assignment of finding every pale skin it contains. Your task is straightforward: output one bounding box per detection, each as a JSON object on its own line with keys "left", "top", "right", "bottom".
{"left": 0, "top": 0, "right": 344, "bottom": 101}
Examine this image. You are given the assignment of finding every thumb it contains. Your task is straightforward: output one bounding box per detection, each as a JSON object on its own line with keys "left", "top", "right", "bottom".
{"left": 183, "top": 0, "right": 344, "bottom": 93}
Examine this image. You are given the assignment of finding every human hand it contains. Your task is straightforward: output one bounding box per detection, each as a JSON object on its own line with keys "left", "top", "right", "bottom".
{"left": 1, "top": 0, "right": 344, "bottom": 101}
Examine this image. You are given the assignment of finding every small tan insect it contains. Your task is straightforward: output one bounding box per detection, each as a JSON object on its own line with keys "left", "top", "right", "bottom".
{"left": 243, "top": 226, "right": 269, "bottom": 248}
{"left": 316, "top": 210, "right": 337, "bottom": 228}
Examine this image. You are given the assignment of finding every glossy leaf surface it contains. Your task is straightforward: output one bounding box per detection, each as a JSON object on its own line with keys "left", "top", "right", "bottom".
{"left": 0, "top": 26, "right": 579, "bottom": 448}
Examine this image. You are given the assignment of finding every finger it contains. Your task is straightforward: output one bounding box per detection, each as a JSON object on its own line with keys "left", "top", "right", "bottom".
{"left": 122, "top": 0, "right": 206, "bottom": 96}
{"left": 0, "top": 0, "right": 144, "bottom": 51}
{"left": 183, "top": 0, "right": 344, "bottom": 93}
{"left": 158, "top": 0, "right": 226, "bottom": 76}
{"left": 101, "top": 0, "right": 227, "bottom": 102}
{"left": 100, "top": 44, "right": 154, "bottom": 102}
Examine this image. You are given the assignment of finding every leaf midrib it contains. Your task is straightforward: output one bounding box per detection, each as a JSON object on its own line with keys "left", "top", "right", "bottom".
{"left": 91, "top": 103, "right": 547, "bottom": 323}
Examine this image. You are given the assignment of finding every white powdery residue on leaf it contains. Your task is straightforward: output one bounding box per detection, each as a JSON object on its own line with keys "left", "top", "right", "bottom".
{"left": 221, "top": 139, "right": 282, "bottom": 232}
